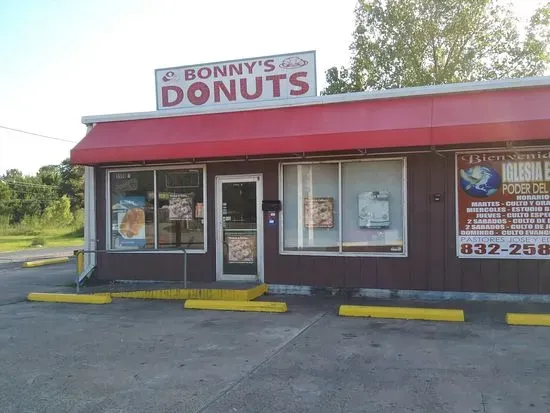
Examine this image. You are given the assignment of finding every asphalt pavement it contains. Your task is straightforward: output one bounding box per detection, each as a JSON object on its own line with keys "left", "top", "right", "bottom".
{"left": 0, "top": 255, "right": 77, "bottom": 305}
{"left": 0, "top": 246, "right": 78, "bottom": 263}
{"left": 0, "top": 262, "right": 549, "bottom": 412}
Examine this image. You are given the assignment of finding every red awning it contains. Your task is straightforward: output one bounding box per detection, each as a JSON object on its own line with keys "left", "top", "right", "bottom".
{"left": 71, "top": 86, "right": 550, "bottom": 165}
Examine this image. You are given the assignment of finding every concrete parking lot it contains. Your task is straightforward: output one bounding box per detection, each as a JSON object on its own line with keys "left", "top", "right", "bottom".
{"left": 1, "top": 261, "right": 550, "bottom": 413}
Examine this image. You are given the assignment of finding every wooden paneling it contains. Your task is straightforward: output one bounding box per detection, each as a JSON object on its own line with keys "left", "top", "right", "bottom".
{"left": 358, "top": 258, "right": 378, "bottom": 289}
{"left": 93, "top": 152, "right": 550, "bottom": 294}
{"left": 538, "top": 261, "right": 550, "bottom": 293}
{"left": 427, "top": 154, "right": 446, "bottom": 291}
{"left": 479, "top": 260, "right": 500, "bottom": 292}
{"left": 518, "top": 261, "right": 540, "bottom": 294}
{"left": 408, "top": 154, "right": 429, "bottom": 290}
{"left": 498, "top": 260, "right": 519, "bottom": 293}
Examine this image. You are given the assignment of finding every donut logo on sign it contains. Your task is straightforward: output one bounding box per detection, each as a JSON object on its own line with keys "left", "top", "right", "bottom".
{"left": 162, "top": 71, "right": 179, "bottom": 82}
{"left": 279, "top": 56, "right": 308, "bottom": 69}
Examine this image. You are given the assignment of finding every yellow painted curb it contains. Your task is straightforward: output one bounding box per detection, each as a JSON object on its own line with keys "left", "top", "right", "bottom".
{"left": 506, "top": 313, "right": 550, "bottom": 326}
{"left": 338, "top": 305, "right": 464, "bottom": 322}
{"left": 22, "top": 257, "right": 70, "bottom": 268}
{"left": 184, "top": 299, "right": 287, "bottom": 313}
{"left": 96, "top": 284, "right": 268, "bottom": 301}
{"left": 246, "top": 283, "right": 268, "bottom": 300}
{"left": 27, "top": 292, "right": 112, "bottom": 304}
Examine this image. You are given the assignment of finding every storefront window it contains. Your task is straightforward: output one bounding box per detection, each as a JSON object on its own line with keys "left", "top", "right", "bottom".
{"left": 110, "top": 171, "right": 155, "bottom": 250}
{"left": 156, "top": 169, "right": 205, "bottom": 249}
{"left": 108, "top": 166, "right": 206, "bottom": 251}
{"left": 282, "top": 164, "right": 340, "bottom": 251}
{"left": 342, "top": 160, "right": 405, "bottom": 254}
{"left": 281, "top": 159, "right": 406, "bottom": 256}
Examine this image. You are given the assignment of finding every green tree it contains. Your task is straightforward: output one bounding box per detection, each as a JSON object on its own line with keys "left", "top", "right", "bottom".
{"left": 323, "top": 0, "right": 550, "bottom": 94}
{"left": 1, "top": 168, "right": 56, "bottom": 222}
{"left": 0, "top": 180, "right": 14, "bottom": 218}
{"left": 42, "top": 195, "right": 73, "bottom": 226}
{"left": 37, "top": 165, "right": 61, "bottom": 188}
{"left": 59, "top": 158, "right": 84, "bottom": 211}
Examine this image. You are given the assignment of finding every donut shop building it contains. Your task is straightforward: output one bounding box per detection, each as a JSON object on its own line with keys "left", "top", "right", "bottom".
{"left": 70, "top": 51, "right": 550, "bottom": 296}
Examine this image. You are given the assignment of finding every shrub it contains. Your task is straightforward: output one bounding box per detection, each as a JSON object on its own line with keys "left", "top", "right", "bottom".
{"left": 0, "top": 215, "right": 11, "bottom": 234}
{"left": 30, "top": 236, "right": 46, "bottom": 247}
{"left": 71, "top": 208, "right": 85, "bottom": 237}
{"left": 17, "top": 215, "right": 42, "bottom": 236}
{"left": 42, "top": 196, "right": 73, "bottom": 227}
{"left": 72, "top": 208, "right": 84, "bottom": 227}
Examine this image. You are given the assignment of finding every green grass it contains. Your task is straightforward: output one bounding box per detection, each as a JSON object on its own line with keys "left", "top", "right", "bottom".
{"left": 0, "top": 227, "right": 84, "bottom": 252}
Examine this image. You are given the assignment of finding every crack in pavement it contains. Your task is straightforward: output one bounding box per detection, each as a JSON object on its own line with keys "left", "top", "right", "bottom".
{"left": 0, "top": 299, "right": 27, "bottom": 307}
{"left": 194, "top": 311, "right": 328, "bottom": 413}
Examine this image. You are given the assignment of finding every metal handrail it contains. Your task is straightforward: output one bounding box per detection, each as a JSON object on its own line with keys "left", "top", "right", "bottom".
{"left": 74, "top": 247, "right": 189, "bottom": 293}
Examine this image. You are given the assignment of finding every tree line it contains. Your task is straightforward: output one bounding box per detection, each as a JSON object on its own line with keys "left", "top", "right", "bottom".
{"left": 0, "top": 158, "right": 84, "bottom": 228}
{"left": 2, "top": 0, "right": 548, "bottom": 229}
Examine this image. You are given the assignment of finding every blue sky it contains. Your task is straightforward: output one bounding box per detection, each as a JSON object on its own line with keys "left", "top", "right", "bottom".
{"left": 0, "top": 0, "right": 544, "bottom": 175}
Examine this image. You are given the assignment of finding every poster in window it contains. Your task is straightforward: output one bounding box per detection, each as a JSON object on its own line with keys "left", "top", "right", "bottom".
{"left": 112, "top": 173, "right": 138, "bottom": 191}
{"left": 226, "top": 234, "right": 256, "bottom": 263}
{"left": 304, "top": 197, "right": 334, "bottom": 228}
{"left": 168, "top": 193, "right": 194, "bottom": 220}
{"left": 358, "top": 191, "right": 390, "bottom": 228}
{"left": 456, "top": 150, "right": 550, "bottom": 259}
{"left": 112, "top": 196, "right": 146, "bottom": 247}
{"left": 195, "top": 202, "right": 204, "bottom": 219}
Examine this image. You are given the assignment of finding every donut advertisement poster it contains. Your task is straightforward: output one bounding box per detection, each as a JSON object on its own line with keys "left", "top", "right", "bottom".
{"left": 112, "top": 196, "right": 146, "bottom": 248}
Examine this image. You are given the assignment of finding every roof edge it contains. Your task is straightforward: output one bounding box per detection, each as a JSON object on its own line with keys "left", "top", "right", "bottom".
{"left": 82, "top": 75, "right": 550, "bottom": 125}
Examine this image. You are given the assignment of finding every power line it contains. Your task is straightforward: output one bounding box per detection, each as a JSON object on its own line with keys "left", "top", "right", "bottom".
{"left": 0, "top": 125, "right": 78, "bottom": 144}
{"left": 1, "top": 180, "right": 60, "bottom": 188}
{"left": 0, "top": 196, "right": 79, "bottom": 204}
{"left": 0, "top": 199, "right": 55, "bottom": 203}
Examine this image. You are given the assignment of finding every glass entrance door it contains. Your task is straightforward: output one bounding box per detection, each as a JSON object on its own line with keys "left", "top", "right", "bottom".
{"left": 216, "top": 175, "right": 263, "bottom": 281}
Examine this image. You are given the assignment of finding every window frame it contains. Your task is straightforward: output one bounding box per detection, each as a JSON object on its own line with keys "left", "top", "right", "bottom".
{"left": 278, "top": 157, "right": 408, "bottom": 257}
{"left": 106, "top": 164, "right": 207, "bottom": 254}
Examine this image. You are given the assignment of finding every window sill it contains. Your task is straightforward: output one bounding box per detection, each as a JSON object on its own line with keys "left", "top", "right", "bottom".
{"left": 279, "top": 250, "right": 407, "bottom": 258}
{"left": 106, "top": 249, "right": 207, "bottom": 254}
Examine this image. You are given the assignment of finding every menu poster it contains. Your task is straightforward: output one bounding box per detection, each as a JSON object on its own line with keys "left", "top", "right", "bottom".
{"left": 112, "top": 196, "right": 146, "bottom": 247}
{"left": 456, "top": 150, "right": 550, "bottom": 259}
{"left": 168, "top": 193, "right": 194, "bottom": 221}
{"left": 304, "top": 197, "right": 334, "bottom": 228}
{"left": 113, "top": 176, "right": 138, "bottom": 192}
{"left": 226, "top": 234, "right": 256, "bottom": 263}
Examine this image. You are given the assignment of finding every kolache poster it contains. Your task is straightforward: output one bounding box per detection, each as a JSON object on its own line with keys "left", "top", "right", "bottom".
{"left": 303, "top": 197, "right": 334, "bottom": 228}
{"left": 112, "top": 196, "right": 146, "bottom": 248}
{"left": 456, "top": 150, "right": 550, "bottom": 259}
{"left": 168, "top": 193, "right": 194, "bottom": 221}
{"left": 226, "top": 234, "right": 256, "bottom": 264}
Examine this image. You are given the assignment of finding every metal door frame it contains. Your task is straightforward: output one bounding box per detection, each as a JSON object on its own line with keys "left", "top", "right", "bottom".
{"left": 215, "top": 174, "right": 264, "bottom": 282}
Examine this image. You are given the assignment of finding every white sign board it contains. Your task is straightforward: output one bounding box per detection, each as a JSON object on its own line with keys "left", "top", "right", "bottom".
{"left": 155, "top": 51, "right": 316, "bottom": 110}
